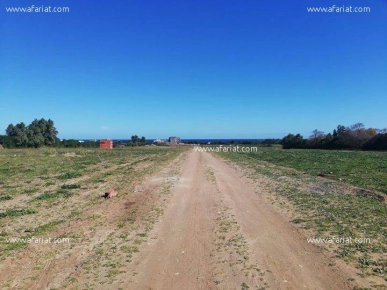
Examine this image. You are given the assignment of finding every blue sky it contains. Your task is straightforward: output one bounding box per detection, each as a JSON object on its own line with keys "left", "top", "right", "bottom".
{"left": 1, "top": 0, "right": 386, "bottom": 139}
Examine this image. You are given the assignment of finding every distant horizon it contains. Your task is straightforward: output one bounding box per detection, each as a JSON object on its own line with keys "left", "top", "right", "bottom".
{"left": 55, "top": 121, "right": 387, "bottom": 141}
{"left": 2, "top": 118, "right": 384, "bottom": 141}
{"left": 64, "top": 138, "right": 275, "bottom": 141}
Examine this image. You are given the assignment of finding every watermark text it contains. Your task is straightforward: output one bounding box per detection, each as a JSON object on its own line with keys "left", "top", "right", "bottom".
{"left": 306, "top": 5, "right": 371, "bottom": 13}
{"left": 307, "top": 236, "right": 371, "bottom": 244}
{"left": 194, "top": 145, "right": 258, "bottom": 153}
{"left": 5, "top": 5, "right": 70, "bottom": 13}
{"left": 6, "top": 236, "right": 70, "bottom": 244}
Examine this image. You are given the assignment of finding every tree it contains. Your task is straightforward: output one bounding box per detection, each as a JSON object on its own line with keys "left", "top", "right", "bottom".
{"left": 131, "top": 135, "right": 139, "bottom": 146}
{"left": 6, "top": 124, "right": 16, "bottom": 136}
{"left": 14, "top": 123, "right": 28, "bottom": 147}
{"left": 280, "top": 123, "right": 384, "bottom": 151}
{"left": 0, "top": 135, "right": 16, "bottom": 148}
{"left": 338, "top": 123, "right": 376, "bottom": 149}
{"left": 363, "top": 134, "right": 387, "bottom": 150}
{"left": 332, "top": 129, "right": 338, "bottom": 139}
{"left": 129, "top": 135, "right": 147, "bottom": 146}
{"left": 281, "top": 133, "right": 306, "bottom": 149}
{"left": 377, "top": 128, "right": 387, "bottom": 134}
{"left": 27, "top": 119, "right": 45, "bottom": 148}
{"left": 5, "top": 118, "right": 59, "bottom": 148}
{"left": 308, "top": 129, "right": 326, "bottom": 148}
{"left": 332, "top": 125, "right": 349, "bottom": 149}
{"left": 62, "top": 139, "right": 81, "bottom": 148}
{"left": 41, "top": 119, "right": 58, "bottom": 146}
{"left": 336, "top": 125, "right": 347, "bottom": 138}
{"left": 349, "top": 122, "right": 365, "bottom": 131}
{"left": 310, "top": 129, "right": 325, "bottom": 139}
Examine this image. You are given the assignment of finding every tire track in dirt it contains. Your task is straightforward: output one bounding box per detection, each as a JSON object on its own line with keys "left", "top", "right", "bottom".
{"left": 202, "top": 151, "right": 356, "bottom": 290}
{"left": 120, "top": 148, "right": 219, "bottom": 290}
{"left": 121, "top": 149, "right": 356, "bottom": 289}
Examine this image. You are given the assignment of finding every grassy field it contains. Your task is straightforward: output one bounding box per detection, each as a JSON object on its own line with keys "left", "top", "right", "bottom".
{"left": 0, "top": 146, "right": 187, "bottom": 255}
{"left": 216, "top": 147, "right": 387, "bottom": 283}
{"left": 232, "top": 147, "right": 387, "bottom": 194}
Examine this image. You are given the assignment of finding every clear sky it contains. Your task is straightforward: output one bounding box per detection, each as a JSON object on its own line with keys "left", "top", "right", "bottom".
{"left": 1, "top": 0, "right": 386, "bottom": 139}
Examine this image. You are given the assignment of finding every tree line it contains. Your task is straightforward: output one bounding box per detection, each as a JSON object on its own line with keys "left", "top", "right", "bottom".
{"left": 281, "top": 123, "right": 387, "bottom": 150}
{"left": 0, "top": 119, "right": 147, "bottom": 148}
{"left": 1, "top": 118, "right": 59, "bottom": 148}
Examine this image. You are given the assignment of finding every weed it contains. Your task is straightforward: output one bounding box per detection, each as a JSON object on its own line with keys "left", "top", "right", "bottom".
{"left": 0, "top": 195, "right": 13, "bottom": 201}
{"left": 57, "top": 172, "right": 81, "bottom": 180}
{"left": 60, "top": 184, "right": 80, "bottom": 189}
{"left": 34, "top": 190, "right": 73, "bottom": 201}
{"left": 0, "top": 208, "right": 37, "bottom": 219}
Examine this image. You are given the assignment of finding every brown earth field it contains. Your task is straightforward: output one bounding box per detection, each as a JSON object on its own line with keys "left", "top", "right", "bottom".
{"left": 0, "top": 148, "right": 386, "bottom": 290}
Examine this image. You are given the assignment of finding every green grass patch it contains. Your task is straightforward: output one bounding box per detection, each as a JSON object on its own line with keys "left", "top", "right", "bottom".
{"left": 34, "top": 189, "right": 73, "bottom": 201}
{"left": 57, "top": 172, "right": 82, "bottom": 180}
{"left": 220, "top": 147, "right": 387, "bottom": 194}
{"left": 0, "top": 208, "right": 37, "bottom": 219}
{"left": 23, "top": 188, "right": 39, "bottom": 195}
{"left": 60, "top": 184, "right": 80, "bottom": 189}
{"left": 120, "top": 245, "right": 139, "bottom": 255}
{"left": 33, "top": 220, "right": 63, "bottom": 236}
{"left": 0, "top": 195, "right": 13, "bottom": 201}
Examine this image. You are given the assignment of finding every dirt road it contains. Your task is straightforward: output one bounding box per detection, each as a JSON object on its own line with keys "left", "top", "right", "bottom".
{"left": 117, "top": 150, "right": 355, "bottom": 290}
{"left": 1, "top": 149, "right": 359, "bottom": 289}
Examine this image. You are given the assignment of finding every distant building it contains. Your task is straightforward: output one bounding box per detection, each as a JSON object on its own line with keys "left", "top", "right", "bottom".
{"left": 100, "top": 139, "right": 113, "bottom": 149}
{"left": 169, "top": 137, "right": 181, "bottom": 144}
{"left": 153, "top": 139, "right": 166, "bottom": 144}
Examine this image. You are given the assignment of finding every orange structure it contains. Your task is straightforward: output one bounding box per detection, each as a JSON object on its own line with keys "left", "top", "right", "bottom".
{"left": 105, "top": 189, "right": 118, "bottom": 198}
{"left": 100, "top": 139, "right": 113, "bottom": 149}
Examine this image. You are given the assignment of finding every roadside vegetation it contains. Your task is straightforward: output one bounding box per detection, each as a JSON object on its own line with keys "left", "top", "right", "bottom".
{"left": 235, "top": 147, "right": 387, "bottom": 194}
{"left": 281, "top": 123, "right": 387, "bottom": 150}
{"left": 216, "top": 148, "right": 387, "bottom": 283}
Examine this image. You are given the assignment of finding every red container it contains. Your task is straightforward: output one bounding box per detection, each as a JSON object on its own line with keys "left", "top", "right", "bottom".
{"left": 100, "top": 139, "right": 113, "bottom": 149}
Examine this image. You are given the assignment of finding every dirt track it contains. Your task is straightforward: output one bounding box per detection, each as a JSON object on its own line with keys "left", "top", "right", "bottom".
{"left": 116, "top": 150, "right": 355, "bottom": 290}
{"left": 1, "top": 149, "right": 361, "bottom": 289}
